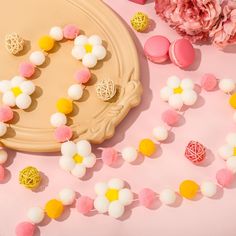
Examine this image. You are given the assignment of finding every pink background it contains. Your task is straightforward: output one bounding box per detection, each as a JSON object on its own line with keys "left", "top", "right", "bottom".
{"left": 1, "top": 0, "right": 236, "bottom": 235}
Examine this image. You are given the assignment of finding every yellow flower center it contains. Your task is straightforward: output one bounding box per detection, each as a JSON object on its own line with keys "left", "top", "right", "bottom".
{"left": 233, "top": 147, "right": 236, "bottom": 156}
{"left": 105, "top": 188, "right": 119, "bottom": 202}
{"left": 73, "top": 154, "right": 84, "bottom": 164}
{"left": 11, "top": 86, "right": 22, "bottom": 97}
{"left": 84, "top": 43, "right": 93, "bottom": 53}
{"left": 174, "top": 87, "right": 183, "bottom": 94}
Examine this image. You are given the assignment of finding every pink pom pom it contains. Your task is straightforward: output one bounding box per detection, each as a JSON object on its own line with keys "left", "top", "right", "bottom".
{"left": 216, "top": 168, "right": 234, "bottom": 187}
{"left": 54, "top": 125, "right": 73, "bottom": 143}
{"left": 15, "top": 222, "right": 36, "bottom": 236}
{"left": 201, "top": 74, "right": 218, "bottom": 91}
{"left": 0, "top": 165, "right": 5, "bottom": 181}
{"left": 162, "top": 109, "right": 180, "bottom": 126}
{"left": 0, "top": 105, "right": 13, "bottom": 122}
{"left": 101, "top": 148, "right": 118, "bottom": 166}
{"left": 63, "top": 24, "right": 80, "bottom": 40}
{"left": 74, "top": 68, "right": 91, "bottom": 84}
{"left": 138, "top": 188, "right": 156, "bottom": 208}
{"left": 76, "top": 196, "right": 94, "bottom": 214}
{"left": 19, "top": 62, "right": 35, "bottom": 78}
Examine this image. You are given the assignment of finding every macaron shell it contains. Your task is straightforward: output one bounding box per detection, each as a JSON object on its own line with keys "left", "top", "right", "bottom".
{"left": 169, "top": 38, "right": 195, "bottom": 68}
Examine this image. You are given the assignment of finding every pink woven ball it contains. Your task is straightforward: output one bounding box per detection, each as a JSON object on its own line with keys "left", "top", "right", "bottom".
{"left": 19, "top": 62, "right": 35, "bottom": 78}
{"left": 54, "top": 125, "right": 73, "bottom": 143}
{"left": 0, "top": 105, "right": 13, "bottom": 122}
{"left": 76, "top": 196, "right": 94, "bottom": 214}
{"left": 138, "top": 188, "right": 156, "bottom": 208}
{"left": 63, "top": 24, "right": 80, "bottom": 39}
{"left": 15, "top": 222, "right": 36, "bottom": 236}
{"left": 162, "top": 109, "right": 180, "bottom": 126}
{"left": 101, "top": 148, "right": 118, "bottom": 166}
{"left": 216, "top": 168, "right": 234, "bottom": 187}
{"left": 185, "top": 141, "right": 206, "bottom": 163}
{"left": 201, "top": 74, "right": 218, "bottom": 91}
{"left": 74, "top": 68, "right": 91, "bottom": 84}
{"left": 0, "top": 165, "right": 5, "bottom": 181}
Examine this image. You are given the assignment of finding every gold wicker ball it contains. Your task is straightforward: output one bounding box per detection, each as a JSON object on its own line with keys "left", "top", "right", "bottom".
{"left": 19, "top": 166, "right": 41, "bottom": 189}
{"left": 130, "top": 12, "right": 149, "bottom": 32}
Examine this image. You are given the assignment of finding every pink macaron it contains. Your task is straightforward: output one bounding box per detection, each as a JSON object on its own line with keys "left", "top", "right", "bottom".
{"left": 144, "top": 35, "right": 170, "bottom": 63}
{"left": 169, "top": 38, "right": 195, "bottom": 68}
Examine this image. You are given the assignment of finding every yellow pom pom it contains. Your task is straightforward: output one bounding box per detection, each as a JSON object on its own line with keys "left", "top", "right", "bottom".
{"left": 130, "top": 12, "right": 149, "bottom": 32}
{"left": 229, "top": 93, "right": 236, "bottom": 109}
{"left": 19, "top": 166, "right": 41, "bottom": 189}
{"left": 138, "top": 138, "right": 156, "bottom": 157}
{"left": 45, "top": 199, "right": 64, "bottom": 219}
{"left": 38, "top": 35, "right": 55, "bottom": 52}
{"left": 179, "top": 180, "right": 199, "bottom": 199}
{"left": 56, "top": 98, "right": 73, "bottom": 115}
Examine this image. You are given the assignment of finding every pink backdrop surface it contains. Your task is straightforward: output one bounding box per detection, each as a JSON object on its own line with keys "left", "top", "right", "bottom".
{"left": 1, "top": 0, "right": 236, "bottom": 235}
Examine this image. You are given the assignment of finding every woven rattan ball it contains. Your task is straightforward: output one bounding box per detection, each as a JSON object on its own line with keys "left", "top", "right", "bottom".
{"left": 130, "top": 12, "right": 149, "bottom": 32}
{"left": 19, "top": 166, "right": 41, "bottom": 189}
{"left": 96, "top": 79, "right": 116, "bottom": 101}
{"left": 5, "top": 33, "right": 24, "bottom": 55}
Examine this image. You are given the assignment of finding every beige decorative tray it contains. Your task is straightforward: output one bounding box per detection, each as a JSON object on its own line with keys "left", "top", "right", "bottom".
{"left": 0, "top": 0, "right": 142, "bottom": 152}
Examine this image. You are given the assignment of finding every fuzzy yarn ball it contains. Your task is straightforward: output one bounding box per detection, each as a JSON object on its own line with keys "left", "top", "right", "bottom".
{"left": 45, "top": 199, "right": 64, "bottom": 219}
{"left": 201, "top": 74, "right": 218, "bottom": 91}
{"left": 0, "top": 105, "right": 13, "bottom": 122}
{"left": 15, "top": 222, "right": 36, "bottom": 236}
{"left": 19, "top": 62, "right": 35, "bottom": 78}
{"left": 38, "top": 36, "right": 55, "bottom": 52}
{"left": 101, "top": 147, "right": 118, "bottom": 166}
{"left": 138, "top": 188, "right": 156, "bottom": 208}
{"left": 76, "top": 196, "right": 94, "bottom": 214}
{"left": 138, "top": 139, "right": 156, "bottom": 157}
{"left": 54, "top": 125, "right": 72, "bottom": 143}
{"left": 216, "top": 168, "right": 234, "bottom": 187}
{"left": 179, "top": 180, "right": 199, "bottom": 199}
{"left": 162, "top": 109, "right": 180, "bottom": 126}
{"left": 56, "top": 98, "right": 73, "bottom": 114}
{"left": 63, "top": 24, "right": 80, "bottom": 39}
{"left": 185, "top": 141, "right": 206, "bottom": 163}
{"left": 75, "top": 68, "right": 91, "bottom": 84}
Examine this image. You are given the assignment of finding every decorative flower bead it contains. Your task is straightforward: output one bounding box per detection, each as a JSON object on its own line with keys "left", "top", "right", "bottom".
{"left": 219, "top": 78, "right": 235, "bottom": 93}
{"left": 63, "top": 24, "right": 80, "bottom": 40}
{"left": 72, "top": 35, "right": 107, "bottom": 68}
{"left": 49, "top": 26, "right": 64, "bottom": 41}
{"left": 19, "top": 62, "right": 35, "bottom": 78}
{"left": 152, "top": 126, "right": 168, "bottom": 141}
{"left": 101, "top": 148, "right": 118, "bottom": 166}
{"left": 0, "top": 149, "right": 8, "bottom": 164}
{"left": 74, "top": 68, "right": 91, "bottom": 84}
{"left": 58, "top": 188, "right": 76, "bottom": 205}
{"left": 29, "top": 51, "right": 46, "bottom": 66}
{"left": 138, "top": 139, "right": 156, "bottom": 157}
{"left": 15, "top": 222, "right": 36, "bottom": 236}
{"left": 45, "top": 199, "right": 64, "bottom": 219}
{"left": 160, "top": 76, "right": 197, "bottom": 109}
{"left": 121, "top": 146, "right": 138, "bottom": 163}
{"left": 185, "top": 141, "right": 206, "bottom": 164}
{"left": 54, "top": 125, "right": 72, "bottom": 143}
{"left": 27, "top": 207, "right": 44, "bottom": 224}
{"left": 162, "top": 109, "right": 180, "bottom": 126}
{"left": 67, "top": 84, "right": 84, "bottom": 100}
{"left": 218, "top": 133, "right": 236, "bottom": 160}
{"left": 38, "top": 35, "right": 55, "bottom": 52}
{"left": 50, "top": 112, "right": 67, "bottom": 127}
{"left": 0, "top": 76, "right": 35, "bottom": 109}
{"left": 59, "top": 140, "right": 96, "bottom": 178}
{"left": 216, "top": 168, "right": 234, "bottom": 187}
{"left": 200, "top": 181, "right": 217, "bottom": 198}
{"left": 138, "top": 188, "right": 156, "bottom": 208}
{"left": 179, "top": 180, "right": 199, "bottom": 199}
{"left": 0, "top": 105, "right": 13, "bottom": 122}
{"left": 76, "top": 196, "right": 94, "bottom": 214}
{"left": 94, "top": 178, "right": 133, "bottom": 218}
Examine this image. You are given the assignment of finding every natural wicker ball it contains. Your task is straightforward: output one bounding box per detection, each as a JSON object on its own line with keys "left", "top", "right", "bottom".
{"left": 5, "top": 33, "right": 24, "bottom": 55}
{"left": 19, "top": 166, "right": 41, "bottom": 189}
{"left": 131, "top": 12, "right": 149, "bottom": 32}
{"left": 96, "top": 79, "right": 116, "bottom": 101}
{"left": 185, "top": 140, "right": 206, "bottom": 164}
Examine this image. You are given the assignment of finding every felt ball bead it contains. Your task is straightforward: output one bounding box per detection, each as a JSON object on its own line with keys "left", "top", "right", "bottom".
{"left": 216, "top": 168, "right": 234, "bottom": 187}
{"left": 67, "top": 84, "right": 83, "bottom": 100}
{"left": 0, "top": 165, "right": 5, "bottom": 181}
{"left": 16, "top": 94, "right": 32, "bottom": 110}
{"left": 229, "top": 93, "right": 236, "bottom": 109}
{"left": 45, "top": 199, "right": 64, "bottom": 219}
{"left": 76, "top": 196, "right": 94, "bottom": 214}
{"left": 38, "top": 36, "right": 55, "bottom": 52}
{"left": 56, "top": 98, "right": 73, "bottom": 114}
{"left": 152, "top": 126, "right": 168, "bottom": 141}
{"left": 226, "top": 157, "right": 236, "bottom": 173}
{"left": 58, "top": 188, "right": 76, "bottom": 205}
{"left": 0, "top": 149, "right": 7, "bottom": 164}
{"left": 27, "top": 207, "right": 44, "bottom": 224}
{"left": 181, "top": 78, "right": 194, "bottom": 90}
{"left": 219, "top": 79, "right": 235, "bottom": 93}
{"left": 74, "top": 68, "right": 91, "bottom": 84}
{"left": 201, "top": 74, "right": 218, "bottom": 91}
{"left": 89, "top": 35, "right": 102, "bottom": 45}
{"left": 138, "top": 188, "right": 156, "bottom": 208}
{"left": 11, "top": 76, "right": 25, "bottom": 87}
{"left": 159, "top": 189, "right": 176, "bottom": 205}
{"left": 50, "top": 112, "right": 67, "bottom": 127}
{"left": 19, "top": 62, "right": 35, "bottom": 78}
{"left": 101, "top": 147, "right": 118, "bottom": 166}
{"left": 108, "top": 178, "right": 124, "bottom": 189}
{"left": 138, "top": 139, "right": 156, "bottom": 157}
{"left": 63, "top": 24, "right": 80, "bottom": 39}
{"left": 0, "top": 80, "right": 11, "bottom": 93}
{"left": 29, "top": 51, "right": 46, "bottom": 66}
{"left": 200, "top": 181, "right": 217, "bottom": 197}
{"left": 121, "top": 146, "right": 138, "bottom": 163}
{"left": 218, "top": 145, "right": 233, "bottom": 160}
{"left": 179, "top": 180, "right": 199, "bottom": 199}
{"left": 169, "top": 94, "right": 183, "bottom": 110}
{"left": 71, "top": 165, "right": 86, "bottom": 178}
{"left": 108, "top": 201, "right": 124, "bottom": 218}
{"left": 167, "top": 76, "right": 180, "bottom": 88}
{"left": 15, "top": 222, "right": 36, "bottom": 236}
{"left": 0, "top": 105, "right": 13, "bottom": 122}
{"left": 0, "top": 122, "right": 7, "bottom": 137}
{"left": 71, "top": 46, "right": 85, "bottom": 60}
{"left": 61, "top": 141, "right": 76, "bottom": 156}
{"left": 82, "top": 53, "right": 97, "bottom": 68}
{"left": 49, "top": 26, "right": 64, "bottom": 41}
{"left": 54, "top": 125, "right": 72, "bottom": 143}
{"left": 162, "top": 109, "right": 180, "bottom": 126}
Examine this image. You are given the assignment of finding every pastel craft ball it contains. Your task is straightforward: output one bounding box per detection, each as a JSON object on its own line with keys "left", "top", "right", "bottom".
{"left": 50, "top": 112, "right": 67, "bottom": 127}
{"left": 216, "top": 168, "right": 234, "bottom": 187}
{"left": 49, "top": 26, "right": 64, "bottom": 41}
{"left": 63, "top": 24, "right": 80, "bottom": 39}
{"left": 159, "top": 189, "right": 176, "bottom": 205}
{"left": 0, "top": 165, "right": 5, "bottom": 181}
{"left": 138, "top": 139, "right": 156, "bottom": 157}
{"left": 54, "top": 125, "right": 73, "bottom": 143}
{"left": 162, "top": 109, "right": 180, "bottom": 126}
{"left": 219, "top": 79, "right": 235, "bottom": 93}
{"left": 152, "top": 126, "right": 168, "bottom": 141}
{"left": 56, "top": 98, "right": 73, "bottom": 114}
{"left": 179, "top": 180, "right": 199, "bottom": 199}
{"left": 15, "top": 222, "right": 36, "bottom": 236}
{"left": 19, "top": 62, "right": 35, "bottom": 78}
{"left": 101, "top": 147, "right": 118, "bottom": 166}
{"left": 0, "top": 105, "right": 13, "bottom": 122}
{"left": 121, "top": 146, "right": 138, "bottom": 163}
{"left": 38, "top": 36, "right": 55, "bottom": 52}
{"left": 76, "top": 196, "right": 94, "bottom": 214}
{"left": 58, "top": 188, "right": 76, "bottom": 205}
{"left": 138, "top": 188, "right": 156, "bottom": 208}
{"left": 74, "top": 68, "right": 91, "bottom": 84}
{"left": 226, "top": 156, "right": 236, "bottom": 173}
{"left": 45, "top": 199, "right": 64, "bottom": 219}
{"left": 201, "top": 74, "right": 218, "bottom": 91}
{"left": 200, "top": 181, "right": 217, "bottom": 198}
{"left": 67, "top": 84, "right": 83, "bottom": 101}
{"left": 27, "top": 207, "right": 44, "bottom": 224}
{"left": 29, "top": 51, "right": 46, "bottom": 66}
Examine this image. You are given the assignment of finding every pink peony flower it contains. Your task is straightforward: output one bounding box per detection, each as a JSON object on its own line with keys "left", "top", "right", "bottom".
{"left": 155, "top": 0, "right": 222, "bottom": 42}
{"left": 210, "top": 0, "right": 236, "bottom": 48}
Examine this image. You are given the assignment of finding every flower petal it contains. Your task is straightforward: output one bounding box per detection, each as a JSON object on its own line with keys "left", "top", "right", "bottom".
{"left": 83, "top": 153, "right": 96, "bottom": 168}
{"left": 71, "top": 46, "right": 86, "bottom": 60}
{"left": 92, "top": 45, "right": 106, "bottom": 60}
{"left": 94, "top": 182, "right": 108, "bottom": 195}
{"left": 74, "top": 35, "right": 88, "bottom": 46}
{"left": 118, "top": 188, "right": 133, "bottom": 206}
{"left": 181, "top": 78, "right": 194, "bottom": 90}
{"left": 108, "top": 201, "right": 124, "bottom": 218}
{"left": 94, "top": 196, "right": 109, "bottom": 213}
{"left": 108, "top": 178, "right": 124, "bottom": 190}
{"left": 11, "top": 76, "right": 25, "bottom": 87}
{"left": 2, "top": 91, "right": 16, "bottom": 107}
{"left": 0, "top": 80, "right": 11, "bottom": 93}
{"left": 77, "top": 140, "right": 91, "bottom": 156}
{"left": 167, "top": 76, "right": 180, "bottom": 88}
{"left": 160, "top": 86, "right": 173, "bottom": 101}
{"left": 88, "top": 35, "right": 102, "bottom": 45}
{"left": 59, "top": 156, "right": 75, "bottom": 171}
{"left": 19, "top": 81, "right": 35, "bottom": 95}
{"left": 71, "top": 164, "right": 86, "bottom": 178}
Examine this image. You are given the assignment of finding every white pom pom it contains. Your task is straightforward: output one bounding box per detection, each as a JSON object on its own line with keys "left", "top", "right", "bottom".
{"left": 29, "top": 51, "right": 46, "bottom": 66}
{"left": 219, "top": 79, "right": 235, "bottom": 93}
{"left": 88, "top": 35, "right": 102, "bottom": 45}
{"left": 226, "top": 133, "right": 236, "bottom": 146}
{"left": 49, "top": 26, "right": 63, "bottom": 41}
{"left": 200, "top": 181, "right": 217, "bottom": 197}
{"left": 0, "top": 80, "right": 11, "bottom": 93}
{"left": 226, "top": 156, "right": 236, "bottom": 173}
{"left": 181, "top": 78, "right": 194, "bottom": 90}
{"left": 76, "top": 140, "right": 91, "bottom": 156}
{"left": 20, "top": 81, "right": 35, "bottom": 95}
{"left": 0, "top": 122, "right": 7, "bottom": 137}
{"left": 152, "top": 126, "right": 168, "bottom": 141}
{"left": 95, "top": 182, "right": 108, "bottom": 195}
{"left": 83, "top": 153, "right": 96, "bottom": 168}
{"left": 160, "top": 86, "right": 173, "bottom": 101}
{"left": 27, "top": 207, "right": 44, "bottom": 224}
{"left": 108, "top": 178, "right": 124, "bottom": 190}
{"left": 71, "top": 165, "right": 86, "bottom": 178}
{"left": 11, "top": 76, "right": 25, "bottom": 87}
{"left": 74, "top": 35, "right": 88, "bottom": 46}
{"left": 118, "top": 188, "right": 133, "bottom": 206}
{"left": 0, "top": 149, "right": 8, "bottom": 164}
{"left": 167, "top": 76, "right": 180, "bottom": 88}
{"left": 92, "top": 45, "right": 106, "bottom": 60}
{"left": 61, "top": 141, "right": 76, "bottom": 156}
{"left": 108, "top": 201, "right": 124, "bottom": 218}
{"left": 72, "top": 46, "right": 86, "bottom": 60}
{"left": 159, "top": 189, "right": 176, "bottom": 205}
{"left": 2, "top": 91, "right": 16, "bottom": 107}
{"left": 181, "top": 90, "right": 197, "bottom": 106}
{"left": 67, "top": 84, "right": 83, "bottom": 100}
{"left": 58, "top": 188, "right": 76, "bottom": 205}
{"left": 218, "top": 145, "right": 233, "bottom": 160}
{"left": 168, "top": 94, "right": 183, "bottom": 110}
{"left": 50, "top": 112, "right": 67, "bottom": 128}
{"left": 82, "top": 53, "right": 97, "bottom": 68}
{"left": 59, "top": 156, "right": 75, "bottom": 171}
{"left": 121, "top": 146, "right": 138, "bottom": 163}
{"left": 15, "top": 93, "right": 31, "bottom": 109}
{"left": 94, "top": 196, "right": 109, "bottom": 213}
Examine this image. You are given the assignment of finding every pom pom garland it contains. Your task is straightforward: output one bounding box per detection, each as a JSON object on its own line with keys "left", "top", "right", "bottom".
{"left": 49, "top": 26, "right": 64, "bottom": 41}
{"left": 29, "top": 51, "right": 46, "bottom": 66}
{"left": 74, "top": 68, "right": 91, "bottom": 84}
{"left": 76, "top": 196, "right": 94, "bottom": 214}
{"left": 162, "top": 109, "right": 180, "bottom": 126}
{"left": 27, "top": 207, "right": 45, "bottom": 224}
{"left": 15, "top": 222, "right": 36, "bottom": 236}
{"left": 58, "top": 188, "right": 76, "bottom": 205}
{"left": 219, "top": 79, "right": 235, "bottom": 93}
{"left": 138, "top": 139, "right": 156, "bottom": 157}
{"left": 185, "top": 141, "right": 206, "bottom": 164}
{"left": 159, "top": 189, "right": 176, "bottom": 205}
{"left": 138, "top": 188, "right": 156, "bottom": 208}
{"left": 216, "top": 168, "right": 234, "bottom": 187}
{"left": 179, "top": 180, "right": 199, "bottom": 199}
{"left": 0, "top": 105, "right": 13, "bottom": 122}
{"left": 38, "top": 35, "right": 55, "bottom": 52}
{"left": 63, "top": 24, "right": 80, "bottom": 40}
{"left": 54, "top": 125, "right": 73, "bottom": 143}
{"left": 19, "top": 62, "right": 35, "bottom": 78}
{"left": 200, "top": 181, "right": 217, "bottom": 198}
{"left": 45, "top": 199, "right": 64, "bottom": 219}
{"left": 101, "top": 148, "right": 118, "bottom": 166}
